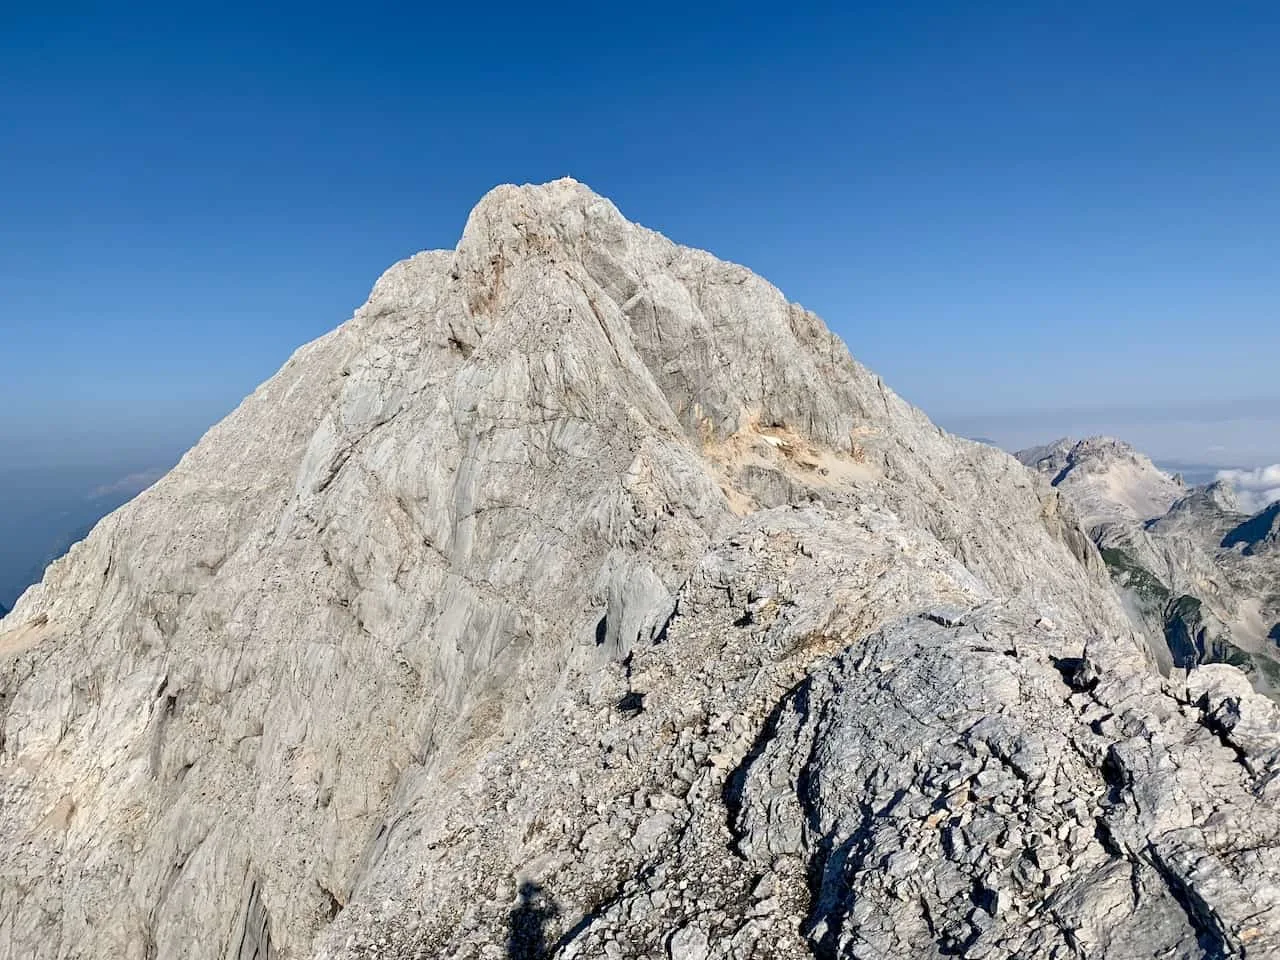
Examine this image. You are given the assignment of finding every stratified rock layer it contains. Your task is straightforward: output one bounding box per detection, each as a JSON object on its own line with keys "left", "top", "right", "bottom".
{"left": 3, "top": 181, "right": 1278, "bottom": 959}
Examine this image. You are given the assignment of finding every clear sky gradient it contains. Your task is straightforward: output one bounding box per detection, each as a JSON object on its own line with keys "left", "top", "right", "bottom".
{"left": 2, "top": 2, "right": 1278, "bottom": 473}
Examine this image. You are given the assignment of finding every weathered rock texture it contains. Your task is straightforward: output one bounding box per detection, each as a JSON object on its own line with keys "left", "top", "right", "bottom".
{"left": 1020, "top": 437, "right": 1280, "bottom": 694}
{"left": 1017, "top": 437, "right": 1186, "bottom": 532}
{"left": 3, "top": 180, "right": 1279, "bottom": 959}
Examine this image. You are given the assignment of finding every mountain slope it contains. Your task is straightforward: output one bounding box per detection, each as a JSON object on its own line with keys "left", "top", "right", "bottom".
{"left": 1223, "top": 501, "right": 1280, "bottom": 556}
{"left": 3, "top": 181, "right": 1279, "bottom": 959}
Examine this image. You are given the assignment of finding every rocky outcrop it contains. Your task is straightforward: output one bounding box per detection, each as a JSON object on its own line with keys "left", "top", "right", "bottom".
{"left": 1223, "top": 502, "right": 1280, "bottom": 557}
{"left": 3, "top": 180, "right": 1278, "bottom": 959}
{"left": 735, "top": 613, "right": 1280, "bottom": 959}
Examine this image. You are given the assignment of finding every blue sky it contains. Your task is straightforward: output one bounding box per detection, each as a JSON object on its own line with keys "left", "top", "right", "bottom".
{"left": 2, "top": 1, "right": 1278, "bottom": 474}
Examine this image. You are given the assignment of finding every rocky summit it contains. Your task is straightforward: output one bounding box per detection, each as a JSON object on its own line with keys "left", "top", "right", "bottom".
{"left": 3, "top": 180, "right": 1279, "bottom": 960}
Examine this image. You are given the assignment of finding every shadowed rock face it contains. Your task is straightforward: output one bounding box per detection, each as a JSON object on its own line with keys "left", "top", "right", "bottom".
{"left": 1223, "top": 501, "right": 1280, "bottom": 555}
{"left": 3, "top": 180, "right": 1279, "bottom": 960}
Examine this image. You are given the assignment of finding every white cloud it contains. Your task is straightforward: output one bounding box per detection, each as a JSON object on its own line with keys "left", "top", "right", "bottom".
{"left": 89, "top": 468, "right": 166, "bottom": 500}
{"left": 1216, "top": 464, "right": 1280, "bottom": 514}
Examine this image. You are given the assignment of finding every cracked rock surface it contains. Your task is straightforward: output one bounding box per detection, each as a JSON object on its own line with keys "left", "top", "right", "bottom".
{"left": 2, "top": 180, "right": 1278, "bottom": 959}
{"left": 735, "top": 610, "right": 1280, "bottom": 959}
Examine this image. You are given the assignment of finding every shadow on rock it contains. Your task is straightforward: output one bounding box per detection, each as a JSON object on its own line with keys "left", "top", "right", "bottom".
{"left": 508, "top": 880, "right": 560, "bottom": 960}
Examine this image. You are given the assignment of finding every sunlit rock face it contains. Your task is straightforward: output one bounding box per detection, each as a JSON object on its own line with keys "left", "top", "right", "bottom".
{"left": 3, "top": 180, "right": 1279, "bottom": 960}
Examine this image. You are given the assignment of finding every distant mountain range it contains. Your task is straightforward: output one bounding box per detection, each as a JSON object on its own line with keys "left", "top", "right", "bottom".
{"left": 1018, "top": 436, "right": 1280, "bottom": 694}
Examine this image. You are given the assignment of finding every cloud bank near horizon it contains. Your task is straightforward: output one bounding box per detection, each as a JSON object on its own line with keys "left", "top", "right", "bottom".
{"left": 1216, "top": 464, "right": 1280, "bottom": 513}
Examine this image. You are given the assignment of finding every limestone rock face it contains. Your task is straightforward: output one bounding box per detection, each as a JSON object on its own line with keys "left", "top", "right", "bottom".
{"left": 1016, "top": 436, "right": 1185, "bottom": 534}
{"left": 1021, "top": 437, "right": 1280, "bottom": 694}
{"left": 2, "top": 180, "right": 1278, "bottom": 959}
{"left": 1224, "top": 501, "right": 1280, "bottom": 557}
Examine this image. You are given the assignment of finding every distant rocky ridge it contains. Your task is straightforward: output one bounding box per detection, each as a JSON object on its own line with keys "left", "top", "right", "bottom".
{"left": 1016, "top": 437, "right": 1186, "bottom": 530}
{"left": 3, "top": 181, "right": 1279, "bottom": 959}
{"left": 1019, "top": 436, "right": 1280, "bottom": 694}
{"left": 1223, "top": 500, "right": 1280, "bottom": 556}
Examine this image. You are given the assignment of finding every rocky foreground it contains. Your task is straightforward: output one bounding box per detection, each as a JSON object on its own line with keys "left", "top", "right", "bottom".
{"left": 2, "top": 180, "right": 1279, "bottom": 959}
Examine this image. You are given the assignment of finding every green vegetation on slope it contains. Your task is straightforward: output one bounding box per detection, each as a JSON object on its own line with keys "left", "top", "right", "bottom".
{"left": 1100, "top": 547, "right": 1170, "bottom": 608}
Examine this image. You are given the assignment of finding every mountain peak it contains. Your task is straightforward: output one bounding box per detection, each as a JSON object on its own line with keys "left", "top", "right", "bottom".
{"left": 1017, "top": 435, "right": 1183, "bottom": 531}
{"left": 4, "top": 185, "right": 1280, "bottom": 959}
